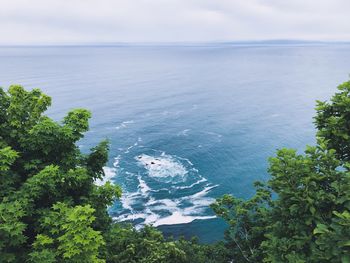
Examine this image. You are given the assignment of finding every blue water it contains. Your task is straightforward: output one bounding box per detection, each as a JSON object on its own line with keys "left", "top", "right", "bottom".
{"left": 0, "top": 44, "right": 349, "bottom": 243}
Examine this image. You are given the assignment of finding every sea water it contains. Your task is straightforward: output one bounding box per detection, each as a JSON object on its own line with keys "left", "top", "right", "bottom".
{"left": 0, "top": 43, "right": 349, "bottom": 242}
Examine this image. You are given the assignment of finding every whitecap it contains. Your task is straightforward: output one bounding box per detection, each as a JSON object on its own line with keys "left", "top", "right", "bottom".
{"left": 120, "top": 193, "right": 136, "bottom": 211}
{"left": 190, "top": 197, "right": 215, "bottom": 207}
{"left": 115, "top": 212, "right": 147, "bottom": 222}
{"left": 115, "top": 120, "right": 134, "bottom": 130}
{"left": 120, "top": 196, "right": 216, "bottom": 227}
{"left": 185, "top": 185, "right": 218, "bottom": 199}
{"left": 125, "top": 143, "right": 137, "bottom": 153}
{"left": 177, "top": 129, "right": 191, "bottom": 136}
{"left": 152, "top": 212, "right": 215, "bottom": 227}
{"left": 112, "top": 152, "right": 219, "bottom": 228}
{"left": 136, "top": 154, "right": 188, "bottom": 181}
{"left": 172, "top": 177, "right": 207, "bottom": 190}
{"left": 147, "top": 198, "right": 179, "bottom": 210}
{"left": 149, "top": 188, "right": 170, "bottom": 193}
{"left": 137, "top": 175, "right": 151, "bottom": 194}
{"left": 144, "top": 212, "right": 160, "bottom": 225}
{"left": 113, "top": 155, "right": 121, "bottom": 167}
{"left": 119, "top": 188, "right": 145, "bottom": 212}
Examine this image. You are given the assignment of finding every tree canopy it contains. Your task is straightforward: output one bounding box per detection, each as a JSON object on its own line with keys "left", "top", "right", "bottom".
{"left": 1, "top": 81, "right": 350, "bottom": 262}
{"left": 212, "top": 81, "right": 350, "bottom": 262}
{"left": 0, "top": 85, "right": 228, "bottom": 263}
{"left": 0, "top": 85, "right": 120, "bottom": 262}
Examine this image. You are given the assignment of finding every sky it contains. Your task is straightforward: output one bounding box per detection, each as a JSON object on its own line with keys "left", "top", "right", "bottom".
{"left": 0, "top": 0, "right": 350, "bottom": 44}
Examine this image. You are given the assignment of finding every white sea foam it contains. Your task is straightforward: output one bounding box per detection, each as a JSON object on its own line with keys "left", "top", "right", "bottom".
{"left": 115, "top": 188, "right": 217, "bottom": 227}
{"left": 120, "top": 193, "right": 137, "bottom": 211}
{"left": 172, "top": 177, "right": 207, "bottom": 190}
{"left": 153, "top": 212, "right": 215, "bottom": 227}
{"left": 117, "top": 172, "right": 153, "bottom": 213}
{"left": 113, "top": 155, "right": 121, "bottom": 167}
{"left": 116, "top": 212, "right": 147, "bottom": 222}
{"left": 144, "top": 211, "right": 160, "bottom": 225}
{"left": 125, "top": 144, "right": 136, "bottom": 153}
{"left": 187, "top": 160, "right": 194, "bottom": 166}
{"left": 116, "top": 120, "right": 134, "bottom": 130}
{"left": 113, "top": 152, "right": 218, "bottom": 228}
{"left": 177, "top": 129, "right": 191, "bottom": 136}
{"left": 136, "top": 154, "right": 188, "bottom": 181}
{"left": 137, "top": 175, "right": 151, "bottom": 194}
{"left": 94, "top": 167, "right": 117, "bottom": 186}
{"left": 149, "top": 188, "right": 169, "bottom": 193}
{"left": 115, "top": 208, "right": 159, "bottom": 227}
{"left": 124, "top": 183, "right": 217, "bottom": 227}
{"left": 120, "top": 195, "right": 216, "bottom": 227}
{"left": 189, "top": 198, "right": 215, "bottom": 210}
{"left": 186, "top": 185, "right": 218, "bottom": 199}
{"left": 147, "top": 198, "right": 179, "bottom": 210}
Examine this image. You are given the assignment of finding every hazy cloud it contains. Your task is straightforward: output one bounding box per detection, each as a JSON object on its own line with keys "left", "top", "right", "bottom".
{"left": 0, "top": 0, "right": 349, "bottom": 44}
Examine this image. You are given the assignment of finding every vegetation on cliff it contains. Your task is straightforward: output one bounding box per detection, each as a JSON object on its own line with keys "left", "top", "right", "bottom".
{"left": 212, "top": 80, "right": 350, "bottom": 262}
{"left": 1, "top": 81, "right": 350, "bottom": 262}
{"left": 0, "top": 85, "right": 228, "bottom": 263}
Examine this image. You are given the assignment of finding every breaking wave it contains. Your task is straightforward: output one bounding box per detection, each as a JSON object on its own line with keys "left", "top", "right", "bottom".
{"left": 115, "top": 120, "right": 135, "bottom": 130}
{"left": 109, "top": 148, "right": 218, "bottom": 227}
{"left": 136, "top": 153, "right": 188, "bottom": 183}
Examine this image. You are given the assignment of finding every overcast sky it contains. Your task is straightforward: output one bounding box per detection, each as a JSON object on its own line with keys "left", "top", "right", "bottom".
{"left": 1, "top": 0, "right": 350, "bottom": 44}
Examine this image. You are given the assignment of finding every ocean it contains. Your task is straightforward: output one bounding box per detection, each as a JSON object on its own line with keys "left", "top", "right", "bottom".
{"left": 0, "top": 43, "right": 349, "bottom": 243}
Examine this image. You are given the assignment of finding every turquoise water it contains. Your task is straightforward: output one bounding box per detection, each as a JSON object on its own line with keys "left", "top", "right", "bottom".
{"left": 0, "top": 44, "right": 349, "bottom": 242}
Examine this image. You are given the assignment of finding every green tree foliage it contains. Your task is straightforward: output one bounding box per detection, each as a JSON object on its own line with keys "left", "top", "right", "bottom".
{"left": 212, "top": 182, "right": 270, "bottom": 262}
{"left": 0, "top": 85, "right": 226, "bottom": 263}
{"left": 0, "top": 85, "right": 121, "bottom": 262}
{"left": 105, "top": 224, "right": 229, "bottom": 263}
{"left": 29, "top": 203, "right": 105, "bottom": 263}
{"left": 213, "top": 81, "right": 350, "bottom": 262}
{"left": 263, "top": 142, "right": 349, "bottom": 262}
{"left": 4, "top": 81, "right": 349, "bottom": 262}
{"left": 313, "top": 211, "right": 350, "bottom": 262}
{"left": 0, "top": 201, "right": 27, "bottom": 262}
{"left": 315, "top": 80, "right": 350, "bottom": 162}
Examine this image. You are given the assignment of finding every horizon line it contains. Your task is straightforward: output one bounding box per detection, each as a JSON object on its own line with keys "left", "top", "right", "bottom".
{"left": 1, "top": 39, "right": 350, "bottom": 47}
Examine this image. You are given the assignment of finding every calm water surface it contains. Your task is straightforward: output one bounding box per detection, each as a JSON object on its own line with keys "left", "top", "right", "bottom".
{"left": 0, "top": 44, "right": 349, "bottom": 242}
